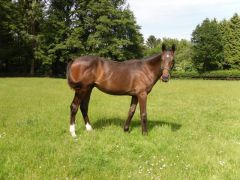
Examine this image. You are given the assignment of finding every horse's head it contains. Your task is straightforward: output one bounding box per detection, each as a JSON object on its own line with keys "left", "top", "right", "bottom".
{"left": 160, "top": 44, "right": 176, "bottom": 82}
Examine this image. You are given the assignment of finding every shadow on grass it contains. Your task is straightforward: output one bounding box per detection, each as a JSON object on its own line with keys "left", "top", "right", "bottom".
{"left": 92, "top": 118, "right": 182, "bottom": 132}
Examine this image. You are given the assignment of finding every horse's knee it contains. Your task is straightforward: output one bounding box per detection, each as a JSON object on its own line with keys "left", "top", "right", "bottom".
{"left": 141, "top": 113, "right": 147, "bottom": 120}
{"left": 70, "top": 103, "right": 78, "bottom": 114}
{"left": 128, "top": 106, "right": 136, "bottom": 118}
{"left": 130, "top": 106, "right": 136, "bottom": 114}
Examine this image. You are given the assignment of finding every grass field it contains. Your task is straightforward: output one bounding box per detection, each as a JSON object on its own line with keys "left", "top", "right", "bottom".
{"left": 0, "top": 78, "right": 240, "bottom": 179}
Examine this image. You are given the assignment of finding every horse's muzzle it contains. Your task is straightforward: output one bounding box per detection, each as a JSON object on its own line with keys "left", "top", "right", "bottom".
{"left": 161, "top": 75, "right": 169, "bottom": 82}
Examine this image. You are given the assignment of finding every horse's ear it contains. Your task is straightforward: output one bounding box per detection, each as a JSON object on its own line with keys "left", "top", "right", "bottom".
{"left": 172, "top": 44, "right": 176, "bottom": 52}
{"left": 162, "top": 44, "right": 166, "bottom": 51}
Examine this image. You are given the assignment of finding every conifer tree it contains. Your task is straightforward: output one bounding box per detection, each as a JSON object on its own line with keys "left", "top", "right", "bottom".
{"left": 71, "top": 0, "right": 143, "bottom": 61}
{"left": 221, "top": 13, "right": 240, "bottom": 69}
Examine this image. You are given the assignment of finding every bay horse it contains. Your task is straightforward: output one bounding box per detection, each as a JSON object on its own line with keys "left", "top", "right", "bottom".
{"left": 67, "top": 44, "right": 176, "bottom": 137}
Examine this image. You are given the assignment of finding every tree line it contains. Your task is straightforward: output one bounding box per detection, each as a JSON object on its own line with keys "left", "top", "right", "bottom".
{"left": 145, "top": 13, "right": 240, "bottom": 73}
{"left": 0, "top": 0, "right": 239, "bottom": 76}
{"left": 0, "top": 0, "right": 143, "bottom": 75}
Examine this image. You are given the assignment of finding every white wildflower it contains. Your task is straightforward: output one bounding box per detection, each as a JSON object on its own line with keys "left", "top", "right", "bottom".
{"left": 219, "top": 160, "right": 225, "bottom": 166}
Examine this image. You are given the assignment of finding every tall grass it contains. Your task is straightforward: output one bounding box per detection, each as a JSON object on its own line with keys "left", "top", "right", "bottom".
{"left": 0, "top": 78, "right": 240, "bottom": 179}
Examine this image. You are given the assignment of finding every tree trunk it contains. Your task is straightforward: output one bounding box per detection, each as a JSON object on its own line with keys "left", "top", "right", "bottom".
{"left": 30, "top": 17, "right": 36, "bottom": 76}
{"left": 30, "top": 58, "right": 35, "bottom": 76}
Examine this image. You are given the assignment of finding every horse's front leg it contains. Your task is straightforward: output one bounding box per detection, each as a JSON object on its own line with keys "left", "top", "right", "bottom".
{"left": 70, "top": 92, "right": 81, "bottom": 137}
{"left": 124, "top": 96, "right": 138, "bottom": 132}
{"left": 138, "top": 92, "right": 148, "bottom": 135}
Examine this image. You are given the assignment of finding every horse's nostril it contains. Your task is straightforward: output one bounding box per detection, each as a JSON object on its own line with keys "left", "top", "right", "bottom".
{"left": 161, "top": 75, "right": 169, "bottom": 82}
{"left": 162, "top": 75, "right": 169, "bottom": 79}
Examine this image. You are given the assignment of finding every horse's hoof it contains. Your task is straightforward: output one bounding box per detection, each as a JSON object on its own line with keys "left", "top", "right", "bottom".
{"left": 124, "top": 126, "right": 129, "bottom": 132}
{"left": 70, "top": 124, "right": 77, "bottom": 137}
{"left": 71, "top": 132, "right": 77, "bottom": 138}
{"left": 86, "top": 123, "right": 93, "bottom": 131}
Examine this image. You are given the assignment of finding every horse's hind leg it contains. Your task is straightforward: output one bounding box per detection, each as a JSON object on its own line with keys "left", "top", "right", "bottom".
{"left": 124, "top": 96, "right": 138, "bottom": 132}
{"left": 70, "top": 92, "right": 81, "bottom": 137}
{"left": 80, "top": 87, "right": 93, "bottom": 131}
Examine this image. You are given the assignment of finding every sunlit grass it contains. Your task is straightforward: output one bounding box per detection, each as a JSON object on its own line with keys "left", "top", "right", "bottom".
{"left": 0, "top": 78, "right": 240, "bottom": 179}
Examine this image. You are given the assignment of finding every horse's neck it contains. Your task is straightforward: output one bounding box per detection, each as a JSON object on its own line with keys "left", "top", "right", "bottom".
{"left": 146, "top": 54, "right": 162, "bottom": 78}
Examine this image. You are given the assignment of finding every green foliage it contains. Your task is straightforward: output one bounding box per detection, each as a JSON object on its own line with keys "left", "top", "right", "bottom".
{"left": 221, "top": 14, "right": 240, "bottom": 69}
{"left": 70, "top": 0, "right": 143, "bottom": 61}
{"left": 172, "top": 70, "right": 240, "bottom": 79}
{"left": 144, "top": 36, "right": 194, "bottom": 72}
{"left": 0, "top": 0, "right": 27, "bottom": 73}
{"left": 1, "top": 78, "right": 240, "bottom": 179}
{"left": 201, "top": 70, "right": 240, "bottom": 78}
{"left": 1, "top": 0, "right": 240, "bottom": 75}
{"left": 0, "top": 0, "right": 143, "bottom": 75}
{"left": 0, "top": 0, "right": 45, "bottom": 74}
{"left": 171, "top": 71, "right": 200, "bottom": 79}
{"left": 145, "top": 14, "right": 240, "bottom": 73}
{"left": 174, "top": 40, "right": 194, "bottom": 72}
{"left": 43, "top": 0, "right": 143, "bottom": 68}
{"left": 0, "top": 1, "right": 12, "bottom": 66}
{"left": 191, "top": 18, "right": 224, "bottom": 72}
{"left": 146, "top": 35, "right": 161, "bottom": 49}
{"left": 192, "top": 14, "right": 240, "bottom": 72}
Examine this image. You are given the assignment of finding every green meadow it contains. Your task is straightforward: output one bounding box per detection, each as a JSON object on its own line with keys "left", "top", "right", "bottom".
{"left": 0, "top": 78, "right": 240, "bottom": 179}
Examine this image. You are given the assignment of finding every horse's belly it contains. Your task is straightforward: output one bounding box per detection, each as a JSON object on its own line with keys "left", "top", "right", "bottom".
{"left": 95, "top": 81, "right": 134, "bottom": 95}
